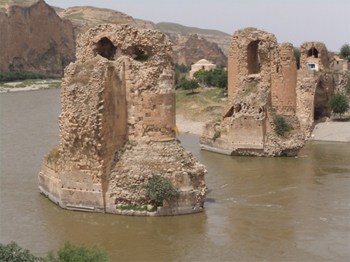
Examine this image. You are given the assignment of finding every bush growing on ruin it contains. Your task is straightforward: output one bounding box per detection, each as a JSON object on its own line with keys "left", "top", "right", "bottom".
{"left": 329, "top": 93, "right": 349, "bottom": 116}
{"left": 274, "top": 115, "right": 291, "bottom": 136}
{"left": 146, "top": 175, "right": 178, "bottom": 207}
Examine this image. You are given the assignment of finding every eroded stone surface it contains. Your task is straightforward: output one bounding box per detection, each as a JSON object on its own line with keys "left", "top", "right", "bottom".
{"left": 201, "top": 28, "right": 339, "bottom": 156}
{"left": 38, "top": 24, "right": 207, "bottom": 215}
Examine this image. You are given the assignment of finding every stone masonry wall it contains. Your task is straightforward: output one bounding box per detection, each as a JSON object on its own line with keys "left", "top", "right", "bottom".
{"left": 201, "top": 28, "right": 304, "bottom": 156}
{"left": 39, "top": 24, "right": 207, "bottom": 215}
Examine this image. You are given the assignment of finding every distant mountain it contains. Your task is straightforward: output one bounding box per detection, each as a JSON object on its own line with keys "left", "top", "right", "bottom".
{"left": 156, "top": 22, "right": 231, "bottom": 55}
{"left": 56, "top": 6, "right": 229, "bottom": 65}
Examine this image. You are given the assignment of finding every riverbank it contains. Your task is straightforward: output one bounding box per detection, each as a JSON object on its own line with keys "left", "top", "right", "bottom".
{"left": 310, "top": 120, "right": 350, "bottom": 142}
{"left": 0, "top": 79, "right": 61, "bottom": 93}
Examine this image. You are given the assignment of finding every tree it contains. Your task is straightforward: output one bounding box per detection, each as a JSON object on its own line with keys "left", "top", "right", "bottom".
{"left": 193, "top": 68, "right": 227, "bottom": 89}
{"left": 329, "top": 93, "right": 349, "bottom": 116}
{"left": 176, "top": 76, "right": 199, "bottom": 93}
{"left": 340, "top": 44, "right": 350, "bottom": 61}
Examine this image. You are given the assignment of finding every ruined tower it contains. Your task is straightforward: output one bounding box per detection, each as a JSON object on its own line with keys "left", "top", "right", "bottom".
{"left": 201, "top": 28, "right": 304, "bottom": 156}
{"left": 39, "top": 24, "right": 207, "bottom": 215}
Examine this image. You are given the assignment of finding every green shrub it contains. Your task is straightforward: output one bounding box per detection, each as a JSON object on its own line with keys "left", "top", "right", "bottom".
{"left": 329, "top": 93, "right": 349, "bottom": 115}
{"left": 0, "top": 242, "right": 41, "bottom": 262}
{"left": 146, "top": 175, "right": 178, "bottom": 207}
{"left": 0, "top": 71, "right": 48, "bottom": 82}
{"left": 274, "top": 115, "right": 291, "bottom": 136}
{"left": 46, "top": 242, "right": 108, "bottom": 262}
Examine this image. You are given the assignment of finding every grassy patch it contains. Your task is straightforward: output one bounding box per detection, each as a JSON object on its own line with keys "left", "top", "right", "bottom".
{"left": 176, "top": 87, "right": 226, "bottom": 122}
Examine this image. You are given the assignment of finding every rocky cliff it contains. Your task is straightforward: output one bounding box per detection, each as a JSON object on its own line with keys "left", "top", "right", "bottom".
{"left": 0, "top": 0, "right": 75, "bottom": 76}
{"left": 57, "top": 6, "right": 228, "bottom": 66}
{"left": 170, "top": 33, "right": 227, "bottom": 66}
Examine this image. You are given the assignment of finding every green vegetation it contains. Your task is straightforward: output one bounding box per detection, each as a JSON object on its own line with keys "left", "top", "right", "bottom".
{"left": 0, "top": 242, "right": 41, "bottom": 262}
{"left": 46, "top": 242, "right": 108, "bottom": 262}
{"left": 329, "top": 93, "right": 349, "bottom": 116}
{"left": 294, "top": 47, "right": 301, "bottom": 69}
{"left": 340, "top": 43, "right": 350, "bottom": 61}
{"left": 0, "top": 71, "right": 48, "bottom": 82}
{"left": 0, "top": 241, "right": 109, "bottom": 262}
{"left": 176, "top": 87, "right": 225, "bottom": 122}
{"left": 274, "top": 115, "right": 291, "bottom": 136}
{"left": 193, "top": 68, "right": 227, "bottom": 89}
{"left": 176, "top": 77, "right": 199, "bottom": 93}
{"left": 146, "top": 175, "right": 178, "bottom": 207}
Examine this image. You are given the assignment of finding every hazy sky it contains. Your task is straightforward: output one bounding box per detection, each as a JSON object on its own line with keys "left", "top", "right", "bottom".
{"left": 46, "top": 0, "right": 350, "bottom": 51}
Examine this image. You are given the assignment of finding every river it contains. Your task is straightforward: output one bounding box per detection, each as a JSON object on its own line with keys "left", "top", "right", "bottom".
{"left": 0, "top": 89, "right": 349, "bottom": 261}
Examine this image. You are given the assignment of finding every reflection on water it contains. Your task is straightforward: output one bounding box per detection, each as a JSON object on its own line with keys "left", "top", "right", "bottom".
{"left": 1, "top": 89, "right": 349, "bottom": 261}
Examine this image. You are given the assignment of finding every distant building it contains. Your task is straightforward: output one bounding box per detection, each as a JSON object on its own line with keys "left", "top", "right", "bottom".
{"left": 332, "top": 55, "right": 349, "bottom": 71}
{"left": 189, "top": 59, "right": 216, "bottom": 78}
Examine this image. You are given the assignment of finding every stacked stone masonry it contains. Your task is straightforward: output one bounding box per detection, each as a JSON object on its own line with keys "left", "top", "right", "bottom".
{"left": 201, "top": 28, "right": 338, "bottom": 156}
{"left": 39, "top": 24, "right": 207, "bottom": 215}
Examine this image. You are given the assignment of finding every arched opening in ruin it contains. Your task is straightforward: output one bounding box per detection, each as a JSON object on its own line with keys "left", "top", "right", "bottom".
{"left": 247, "top": 40, "right": 261, "bottom": 74}
{"left": 127, "top": 45, "right": 151, "bottom": 62}
{"left": 307, "top": 47, "right": 319, "bottom": 58}
{"left": 313, "top": 80, "right": 330, "bottom": 120}
{"left": 94, "top": 37, "right": 117, "bottom": 60}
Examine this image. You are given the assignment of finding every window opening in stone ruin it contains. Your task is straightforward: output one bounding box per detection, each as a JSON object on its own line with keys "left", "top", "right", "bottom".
{"left": 129, "top": 46, "right": 150, "bottom": 62}
{"left": 276, "top": 65, "right": 280, "bottom": 73}
{"left": 247, "top": 40, "right": 261, "bottom": 74}
{"left": 94, "top": 37, "right": 117, "bottom": 60}
{"left": 307, "top": 47, "right": 319, "bottom": 58}
{"left": 202, "top": 66, "right": 205, "bottom": 70}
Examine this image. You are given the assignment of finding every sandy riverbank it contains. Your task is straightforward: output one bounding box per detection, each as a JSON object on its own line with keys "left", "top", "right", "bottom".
{"left": 310, "top": 121, "right": 350, "bottom": 142}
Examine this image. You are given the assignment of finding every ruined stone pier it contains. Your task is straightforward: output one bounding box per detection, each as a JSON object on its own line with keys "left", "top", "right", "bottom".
{"left": 200, "top": 28, "right": 339, "bottom": 156}
{"left": 38, "top": 24, "right": 207, "bottom": 216}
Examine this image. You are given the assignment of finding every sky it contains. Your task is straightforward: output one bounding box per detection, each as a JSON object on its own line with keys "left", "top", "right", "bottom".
{"left": 46, "top": 0, "right": 350, "bottom": 52}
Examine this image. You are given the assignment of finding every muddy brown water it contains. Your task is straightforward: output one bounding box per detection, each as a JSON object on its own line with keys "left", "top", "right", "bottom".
{"left": 0, "top": 89, "right": 349, "bottom": 261}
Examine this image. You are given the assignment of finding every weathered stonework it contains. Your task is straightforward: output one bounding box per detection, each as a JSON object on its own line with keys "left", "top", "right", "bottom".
{"left": 39, "top": 24, "right": 207, "bottom": 215}
{"left": 201, "top": 28, "right": 338, "bottom": 156}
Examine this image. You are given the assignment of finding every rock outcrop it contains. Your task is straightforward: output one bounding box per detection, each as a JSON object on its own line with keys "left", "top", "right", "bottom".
{"left": 38, "top": 24, "right": 207, "bottom": 216}
{"left": 171, "top": 34, "right": 227, "bottom": 66}
{"left": 0, "top": 0, "right": 75, "bottom": 76}
{"left": 56, "top": 7, "right": 228, "bottom": 66}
